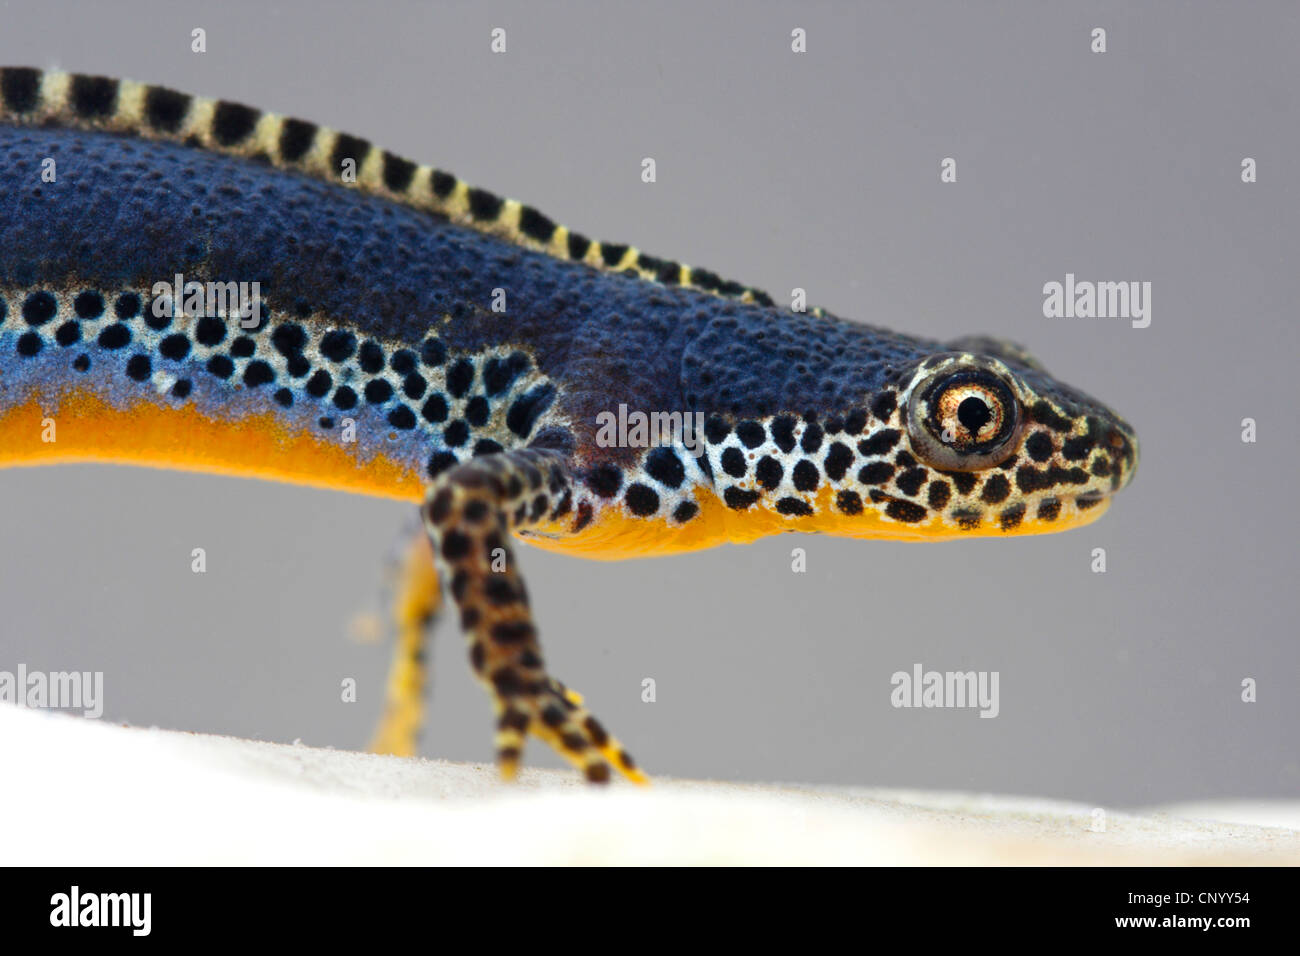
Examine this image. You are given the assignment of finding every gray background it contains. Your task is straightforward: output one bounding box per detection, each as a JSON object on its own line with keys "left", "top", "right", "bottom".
{"left": 0, "top": 1, "right": 1295, "bottom": 807}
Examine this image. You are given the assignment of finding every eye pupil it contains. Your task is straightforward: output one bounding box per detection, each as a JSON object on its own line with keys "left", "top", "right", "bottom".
{"left": 957, "top": 396, "right": 993, "bottom": 434}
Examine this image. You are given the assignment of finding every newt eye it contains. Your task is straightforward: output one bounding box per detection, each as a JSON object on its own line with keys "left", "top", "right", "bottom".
{"left": 907, "top": 365, "right": 1021, "bottom": 470}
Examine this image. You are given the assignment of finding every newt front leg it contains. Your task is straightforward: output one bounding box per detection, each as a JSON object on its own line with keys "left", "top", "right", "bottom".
{"left": 421, "top": 447, "right": 647, "bottom": 784}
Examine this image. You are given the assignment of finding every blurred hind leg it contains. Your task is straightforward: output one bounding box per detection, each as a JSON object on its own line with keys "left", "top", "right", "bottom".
{"left": 368, "top": 529, "right": 440, "bottom": 756}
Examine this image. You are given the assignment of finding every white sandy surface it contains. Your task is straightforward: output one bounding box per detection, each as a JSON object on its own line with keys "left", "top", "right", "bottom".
{"left": 2, "top": 704, "right": 1295, "bottom": 865}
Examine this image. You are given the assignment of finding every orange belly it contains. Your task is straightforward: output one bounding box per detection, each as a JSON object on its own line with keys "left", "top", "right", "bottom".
{"left": 0, "top": 384, "right": 426, "bottom": 502}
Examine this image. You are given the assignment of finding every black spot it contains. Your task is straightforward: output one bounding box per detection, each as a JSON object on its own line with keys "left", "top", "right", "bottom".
{"left": 637, "top": 254, "right": 666, "bottom": 278}
{"left": 144, "top": 86, "right": 191, "bottom": 133}
{"left": 364, "top": 378, "right": 394, "bottom": 404}
{"left": 399, "top": 373, "right": 426, "bottom": 400}
{"left": 125, "top": 354, "right": 151, "bottom": 381}
{"left": 230, "top": 336, "right": 255, "bottom": 358}
{"left": 792, "top": 460, "right": 819, "bottom": 492}
{"left": 357, "top": 341, "right": 384, "bottom": 374}
{"left": 427, "top": 451, "right": 458, "bottom": 478}
{"left": 871, "top": 392, "right": 897, "bottom": 421}
{"left": 624, "top": 483, "right": 660, "bottom": 516}
{"left": 22, "top": 291, "right": 56, "bottom": 326}
{"left": 333, "top": 386, "right": 358, "bottom": 410}
{"left": 1030, "top": 400, "right": 1073, "bottom": 433}
{"left": 1076, "top": 492, "right": 1104, "bottom": 511}
{"left": 331, "top": 133, "right": 370, "bottom": 176}
{"left": 305, "top": 369, "right": 332, "bottom": 397}
{"left": 440, "top": 529, "right": 471, "bottom": 561}
{"left": 420, "top": 337, "right": 447, "bottom": 367}
{"left": 894, "top": 450, "right": 918, "bottom": 469}
{"left": 1038, "top": 498, "right": 1061, "bottom": 521}
{"left": 567, "top": 231, "right": 591, "bottom": 260}
{"left": 735, "top": 421, "right": 766, "bottom": 448}
{"left": 886, "top": 500, "right": 928, "bottom": 523}
{"left": 467, "top": 187, "right": 503, "bottom": 220}
{"left": 442, "top": 419, "right": 469, "bottom": 446}
{"left": 770, "top": 416, "right": 797, "bottom": 453}
{"left": 206, "top": 354, "right": 234, "bottom": 378}
{"left": 1, "top": 67, "right": 40, "bottom": 113}
{"left": 672, "top": 501, "right": 699, "bottom": 523}
{"left": 999, "top": 503, "right": 1026, "bottom": 530}
{"left": 690, "top": 268, "right": 721, "bottom": 291}
{"left": 1062, "top": 435, "right": 1095, "bottom": 462}
{"left": 858, "top": 461, "right": 894, "bottom": 485}
{"left": 1025, "top": 432, "right": 1053, "bottom": 462}
{"left": 1015, "top": 466, "right": 1049, "bottom": 494}
{"left": 895, "top": 467, "right": 928, "bottom": 497}
{"left": 54, "top": 321, "right": 80, "bottom": 347}
{"left": 74, "top": 291, "right": 104, "bottom": 319}
{"left": 492, "top": 620, "right": 535, "bottom": 644}
{"left": 195, "top": 316, "right": 225, "bottom": 346}
{"left": 278, "top": 118, "right": 318, "bottom": 162}
{"left": 212, "top": 101, "right": 260, "bottom": 145}
{"left": 390, "top": 349, "right": 417, "bottom": 374}
{"left": 483, "top": 352, "right": 529, "bottom": 395}
{"left": 755, "top": 456, "right": 783, "bottom": 490}
{"left": 465, "top": 395, "right": 490, "bottom": 426}
{"left": 858, "top": 429, "right": 901, "bottom": 457}
{"left": 843, "top": 409, "right": 868, "bottom": 435}
{"left": 70, "top": 74, "right": 118, "bottom": 118}
{"left": 319, "top": 329, "right": 356, "bottom": 363}
{"left": 823, "top": 442, "right": 853, "bottom": 481}
{"left": 97, "top": 324, "right": 130, "bottom": 349}
{"left": 114, "top": 293, "right": 141, "bottom": 319}
{"left": 776, "top": 497, "right": 813, "bottom": 517}
{"left": 644, "top": 447, "right": 685, "bottom": 489}
{"left": 800, "top": 423, "right": 823, "bottom": 454}
{"left": 382, "top": 152, "right": 416, "bottom": 192}
{"left": 271, "top": 323, "right": 306, "bottom": 357}
{"left": 943, "top": 470, "right": 979, "bottom": 495}
{"left": 421, "top": 393, "right": 449, "bottom": 423}
{"left": 243, "top": 360, "right": 274, "bottom": 387}
{"left": 73, "top": 354, "right": 90, "bottom": 372}
{"left": 652, "top": 258, "right": 682, "bottom": 284}
{"left": 927, "top": 480, "right": 951, "bottom": 510}
{"left": 980, "top": 473, "right": 1011, "bottom": 504}
{"left": 15, "top": 331, "right": 41, "bottom": 356}
{"left": 273, "top": 388, "right": 293, "bottom": 408}
{"left": 506, "top": 383, "right": 555, "bottom": 437}
{"left": 518, "top": 206, "right": 556, "bottom": 243}
{"left": 172, "top": 379, "right": 192, "bottom": 399}
{"left": 587, "top": 463, "right": 623, "bottom": 498}
{"left": 600, "top": 243, "right": 628, "bottom": 266}
{"left": 720, "top": 447, "right": 747, "bottom": 478}
{"left": 952, "top": 508, "right": 982, "bottom": 530}
{"left": 724, "top": 487, "right": 761, "bottom": 510}
{"left": 704, "top": 416, "right": 731, "bottom": 444}
{"left": 387, "top": 405, "right": 416, "bottom": 429}
{"left": 420, "top": 169, "right": 456, "bottom": 200}
{"left": 837, "top": 490, "right": 863, "bottom": 514}
{"left": 287, "top": 355, "right": 310, "bottom": 377}
{"left": 446, "top": 358, "right": 474, "bottom": 398}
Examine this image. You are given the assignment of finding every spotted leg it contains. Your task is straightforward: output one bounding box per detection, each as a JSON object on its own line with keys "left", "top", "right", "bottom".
{"left": 422, "top": 447, "right": 647, "bottom": 784}
{"left": 369, "top": 530, "right": 440, "bottom": 756}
